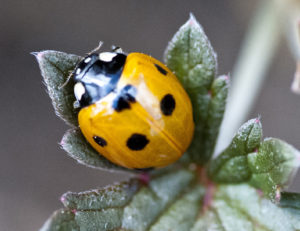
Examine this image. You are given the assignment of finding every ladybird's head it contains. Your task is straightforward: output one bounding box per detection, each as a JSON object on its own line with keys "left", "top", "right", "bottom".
{"left": 73, "top": 52, "right": 127, "bottom": 108}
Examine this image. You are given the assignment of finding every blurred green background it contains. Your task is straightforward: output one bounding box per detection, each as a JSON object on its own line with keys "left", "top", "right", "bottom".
{"left": 0, "top": 1, "right": 299, "bottom": 230}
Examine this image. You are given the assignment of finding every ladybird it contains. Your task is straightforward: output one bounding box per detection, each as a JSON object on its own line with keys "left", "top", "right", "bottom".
{"left": 73, "top": 48, "right": 194, "bottom": 169}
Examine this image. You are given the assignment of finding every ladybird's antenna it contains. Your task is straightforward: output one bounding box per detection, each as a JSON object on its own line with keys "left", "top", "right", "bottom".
{"left": 58, "top": 71, "right": 73, "bottom": 89}
{"left": 59, "top": 41, "right": 104, "bottom": 89}
{"left": 87, "top": 41, "right": 104, "bottom": 55}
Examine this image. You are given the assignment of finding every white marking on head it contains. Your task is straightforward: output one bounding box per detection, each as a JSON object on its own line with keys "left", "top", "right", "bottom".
{"left": 74, "top": 82, "right": 86, "bottom": 101}
{"left": 75, "top": 68, "right": 81, "bottom": 75}
{"left": 84, "top": 57, "right": 91, "bottom": 63}
{"left": 99, "top": 52, "right": 117, "bottom": 62}
{"left": 85, "top": 74, "right": 108, "bottom": 87}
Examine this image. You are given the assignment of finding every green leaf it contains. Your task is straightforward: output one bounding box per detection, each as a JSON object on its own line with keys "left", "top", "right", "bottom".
{"left": 191, "top": 184, "right": 300, "bottom": 231}
{"left": 34, "top": 51, "right": 130, "bottom": 171}
{"left": 121, "top": 169, "right": 196, "bottom": 230}
{"left": 61, "top": 179, "right": 140, "bottom": 210}
{"left": 61, "top": 128, "right": 178, "bottom": 173}
{"left": 150, "top": 185, "right": 205, "bottom": 231}
{"left": 61, "top": 128, "right": 127, "bottom": 172}
{"left": 164, "top": 14, "right": 228, "bottom": 164}
{"left": 208, "top": 118, "right": 263, "bottom": 183}
{"left": 248, "top": 138, "right": 300, "bottom": 200}
{"left": 209, "top": 118, "right": 300, "bottom": 200}
{"left": 41, "top": 177, "right": 300, "bottom": 231}
{"left": 33, "top": 50, "right": 81, "bottom": 126}
{"left": 40, "top": 169, "right": 199, "bottom": 231}
{"left": 40, "top": 209, "right": 79, "bottom": 231}
{"left": 203, "top": 75, "right": 229, "bottom": 160}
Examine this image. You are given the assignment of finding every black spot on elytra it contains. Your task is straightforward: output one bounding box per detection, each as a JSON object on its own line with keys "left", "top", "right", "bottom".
{"left": 113, "top": 85, "right": 137, "bottom": 112}
{"left": 114, "top": 97, "right": 131, "bottom": 111}
{"left": 93, "top": 136, "right": 107, "bottom": 147}
{"left": 160, "top": 94, "right": 176, "bottom": 116}
{"left": 127, "top": 133, "right": 149, "bottom": 151}
{"left": 154, "top": 64, "right": 168, "bottom": 76}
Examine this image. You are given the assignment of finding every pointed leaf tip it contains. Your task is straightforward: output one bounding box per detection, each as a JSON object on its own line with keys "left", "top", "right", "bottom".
{"left": 188, "top": 13, "right": 198, "bottom": 26}
{"left": 164, "top": 14, "right": 217, "bottom": 84}
{"left": 34, "top": 50, "right": 82, "bottom": 126}
{"left": 34, "top": 50, "right": 131, "bottom": 172}
{"left": 30, "top": 51, "right": 39, "bottom": 57}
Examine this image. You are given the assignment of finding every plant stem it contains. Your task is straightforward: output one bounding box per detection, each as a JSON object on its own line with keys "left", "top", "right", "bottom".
{"left": 215, "top": 0, "right": 282, "bottom": 155}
